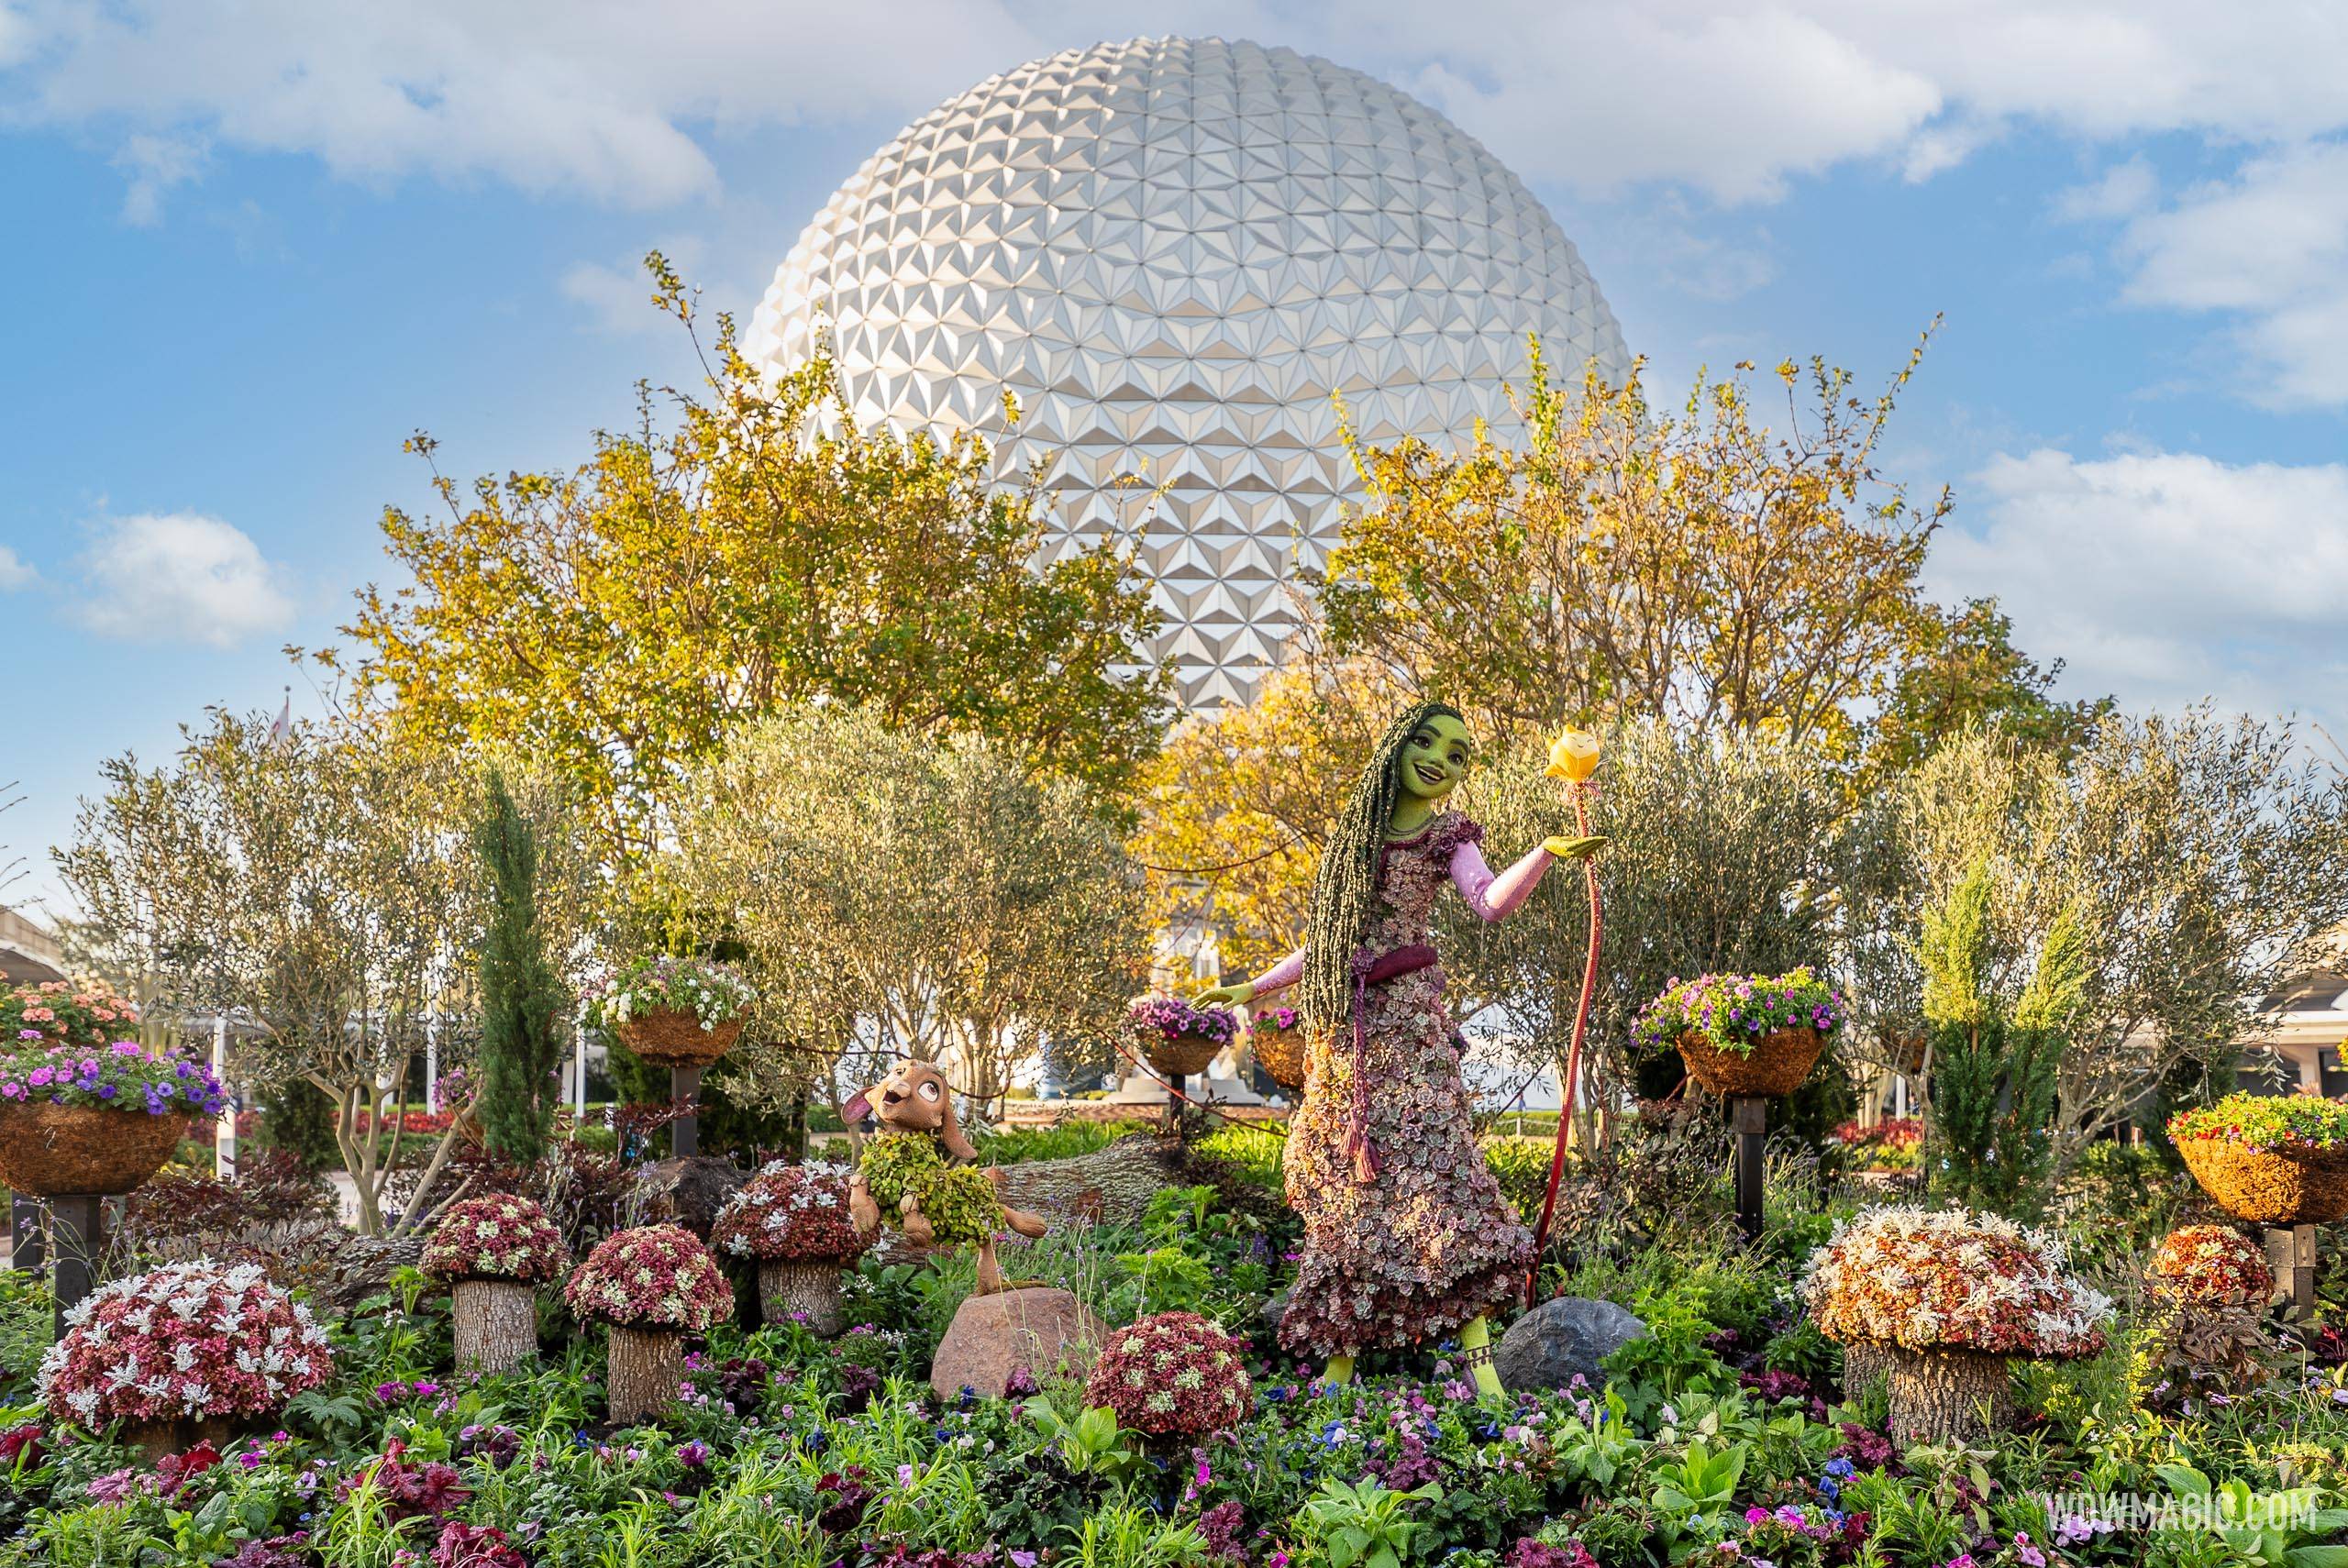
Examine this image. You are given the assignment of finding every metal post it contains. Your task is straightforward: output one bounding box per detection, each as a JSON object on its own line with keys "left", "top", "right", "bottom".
{"left": 2290, "top": 1223, "right": 2319, "bottom": 1316}
{"left": 213, "top": 1013, "right": 236, "bottom": 1181}
{"left": 50, "top": 1195, "right": 102, "bottom": 1340}
{"left": 670, "top": 1066, "right": 703, "bottom": 1157}
{"left": 573, "top": 1021, "right": 588, "bottom": 1120}
{"left": 1732, "top": 1096, "right": 1767, "bottom": 1245}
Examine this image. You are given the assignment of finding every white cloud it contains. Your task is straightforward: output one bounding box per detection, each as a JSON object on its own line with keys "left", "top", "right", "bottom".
{"left": 10, "top": 2, "right": 2348, "bottom": 213}
{"left": 72, "top": 513, "right": 295, "bottom": 647}
{"left": 560, "top": 236, "right": 706, "bottom": 335}
{"left": 1932, "top": 447, "right": 2348, "bottom": 722}
{"left": 2054, "top": 157, "right": 2158, "bottom": 222}
{"left": 111, "top": 131, "right": 205, "bottom": 225}
{"left": 2110, "top": 141, "right": 2348, "bottom": 405}
{"left": 0, "top": 545, "right": 34, "bottom": 590}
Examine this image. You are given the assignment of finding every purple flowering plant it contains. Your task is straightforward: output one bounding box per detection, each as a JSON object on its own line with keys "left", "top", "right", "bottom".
{"left": 1633, "top": 966, "right": 1844, "bottom": 1059}
{"left": 1250, "top": 1003, "right": 1301, "bottom": 1034}
{"left": 1126, "top": 995, "right": 1237, "bottom": 1046}
{"left": 0, "top": 1037, "right": 227, "bottom": 1116}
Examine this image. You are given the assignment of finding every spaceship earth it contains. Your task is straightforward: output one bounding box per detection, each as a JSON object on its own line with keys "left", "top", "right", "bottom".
{"left": 746, "top": 36, "right": 1631, "bottom": 708}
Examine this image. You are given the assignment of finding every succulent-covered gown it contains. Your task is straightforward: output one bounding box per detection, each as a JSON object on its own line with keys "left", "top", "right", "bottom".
{"left": 1244, "top": 811, "right": 1549, "bottom": 1358}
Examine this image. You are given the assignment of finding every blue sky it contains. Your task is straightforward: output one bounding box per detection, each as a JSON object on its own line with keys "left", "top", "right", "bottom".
{"left": 6, "top": 1, "right": 2347, "bottom": 914}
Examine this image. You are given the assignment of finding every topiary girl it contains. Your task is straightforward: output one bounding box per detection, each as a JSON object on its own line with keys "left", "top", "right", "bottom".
{"left": 1192, "top": 701, "right": 1601, "bottom": 1397}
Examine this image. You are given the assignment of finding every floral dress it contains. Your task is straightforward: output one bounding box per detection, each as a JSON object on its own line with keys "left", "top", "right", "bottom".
{"left": 1246, "top": 812, "right": 1549, "bottom": 1358}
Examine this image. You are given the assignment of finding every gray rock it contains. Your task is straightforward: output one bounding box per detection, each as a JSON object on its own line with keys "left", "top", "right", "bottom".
{"left": 633, "top": 1156, "right": 747, "bottom": 1239}
{"left": 1494, "top": 1296, "right": 1648, "bottom": 1395}
{"left": 1259, "top": 1287, "right": 1290, "bottom": 1337}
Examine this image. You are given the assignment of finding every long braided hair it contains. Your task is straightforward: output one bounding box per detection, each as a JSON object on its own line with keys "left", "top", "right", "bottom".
{"left": 1301, "top": 700, "right": 1464, "bottom": 1032}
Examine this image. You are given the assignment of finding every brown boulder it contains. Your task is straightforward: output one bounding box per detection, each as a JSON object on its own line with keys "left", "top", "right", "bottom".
{"left": 929, "top": 1286, "right": 1104, "bottom": 1400}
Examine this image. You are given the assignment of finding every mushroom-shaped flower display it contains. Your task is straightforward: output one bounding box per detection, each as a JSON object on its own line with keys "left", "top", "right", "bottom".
{"left": 564, "top": 1224, "right": 733, "bottom": 1423}
{"left": 1082, "top": 1310, "right": 1254, "bottom": 1441}
{"left": 713, "top": 1160, "right": 871, "bottom": 1336}
{"left": 39, "top": 1261, "right": 334, "bottom": 1460}
{"left": 1800, "top": 1206, "right": 2110, "bottom": 1445}
{"left": 422, "top": 1193, "right": 570, "bottom": 1373}
{"left": 2146, "top": 1224, "right": 2274, "bottom": 1308}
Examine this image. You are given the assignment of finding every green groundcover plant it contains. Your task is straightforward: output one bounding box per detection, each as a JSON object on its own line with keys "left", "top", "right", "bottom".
{"left": 1, "top": 1120, "right": 2343, "bottom": 1568}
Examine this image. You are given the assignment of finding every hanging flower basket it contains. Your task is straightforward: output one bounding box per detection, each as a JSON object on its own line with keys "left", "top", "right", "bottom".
{"left": 583, "top": 955, "right": 755, "bottom": 1068}
{"left": 1634, "top": 969, "right": 1844, "bottom": 1100}
{"left": 2169, "top": 1094, "right": 2348, "bottom": 1227}
{"left": 1250, "top": 1005, "right": 1308, "bottom": 1091}
{"left": 615, "top": 1010, "right": 744, "bottom": 1067}
{"left": 0, "top": 1041, "right": 224, "bottom": 1197}
{"left": 1125, "top": 997, "right": 1235, "bottom": 1081}
{"left": 1675, "top": 1027, "right": 1826, "bottom": 1099}
{"left": 0, "top": 1101, "right": 189, "bottom": 1197}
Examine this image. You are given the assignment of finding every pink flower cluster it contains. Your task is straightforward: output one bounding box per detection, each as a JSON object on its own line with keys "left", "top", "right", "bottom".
{"left": 1084, "top": 1309, "right": 1254, "bottom": 1438}
{"left": 563, "top": 1224, "right": 733, "bottom": 1331}
{"left": 1800, "top": 1205, "right": 2111, "bottom": 1359}
{"left": 1, "top": 979, "right": 139, "bottom": 1047}
{"left": 421, "top": 1194, "right": 570, "bottom": 1285}
{"left": 713, "top": 1161, "right": 871, "bottom": 1264}
{"left": 39, "top": 1261, "right": 333, "bottom": 1426}
{"left": 2147, "top": 1224, "right": 2274, "bottom": 1306}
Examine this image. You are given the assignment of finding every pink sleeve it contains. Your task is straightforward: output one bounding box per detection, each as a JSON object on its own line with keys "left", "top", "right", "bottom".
{"left": 1246, "top": 948, "right": 1305, "bottom": 997}
{"left": 1450, "top": 839, "right": 1555, "bottom": 922}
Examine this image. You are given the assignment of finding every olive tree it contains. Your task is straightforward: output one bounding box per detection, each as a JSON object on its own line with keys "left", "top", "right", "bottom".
{"left": 661, "top": 708, "right": 1151, "bottom": 1121}
{"left": 1841, "top": 712, "right": 2348, "bottom": 1170}
{"left": 61, "top": 711, "right": 487, "bottom": 1234}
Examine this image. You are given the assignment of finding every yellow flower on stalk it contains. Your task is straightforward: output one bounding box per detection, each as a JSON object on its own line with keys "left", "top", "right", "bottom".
{"left": 1545, "top": 725, "right": 1601, "bottom": 783}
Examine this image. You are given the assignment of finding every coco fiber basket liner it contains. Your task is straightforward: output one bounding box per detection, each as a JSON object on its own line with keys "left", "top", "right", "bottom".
{"left": 1144, "top": 1032, "right": 1222, "bottom": 1080}
{"left": 1676, "top": 1026, "right": 1826, "bottom": 1099}
{"left": 2177, "top": 1137, "right": 2348, "bottom": 1227}
{"left": 1253, "top": 1028, "right": 1307, "bottom": 1091}
{"left": 0, "top": 1101, "right": 190, "bottom": 1197}
{"left": 616, "top": 1010, "right": 744, "bottom": 1067}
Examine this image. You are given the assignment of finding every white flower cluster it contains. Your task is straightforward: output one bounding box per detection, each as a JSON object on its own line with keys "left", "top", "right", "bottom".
{"left": 1799, "top": 1204, "right": 2113, "bottom": 1358}
{"left": 39, "top": 1260, "right": 333, "bottom": 1423}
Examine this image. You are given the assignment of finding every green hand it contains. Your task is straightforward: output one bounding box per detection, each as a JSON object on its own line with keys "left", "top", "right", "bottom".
{"left": 1543, "top": 834, "right": 1607, "bottom": 860}
{"left": 1191, "top": 981, "right": 1256, "bottom": 1010}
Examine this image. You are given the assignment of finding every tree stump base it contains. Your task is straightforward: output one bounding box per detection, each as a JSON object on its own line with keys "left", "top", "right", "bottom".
{"left": 452, "top": 1279, "right": 539, "bottom": 1374}
{"left": 604, "top": 1324, "right": 683, "bottom": 1425}
{"left": 121, "top": 1414, "right": 238, "bottom": 1468}
{"left": 1883, "top": 1346, "right": 2012, "bottom": 1446}
{"left": 758, "top": 1261, "right": 847, "bottom": 1336}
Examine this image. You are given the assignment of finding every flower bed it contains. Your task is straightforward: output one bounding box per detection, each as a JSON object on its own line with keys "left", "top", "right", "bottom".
{"left": 563, "top": 1225, "right": 733, "bottom": 1332}
{"left": 38, "top": 1261, "right": 332, "bottom": 1428}
{"left": 1828, "top": 1117, "right": 1922, "bottom": 1172}
{"left": 421, "top": 1194, "right": 570, "bottom": 1284}
{"left": 714, "top": 1161, "right": 870, "bottom": 1264}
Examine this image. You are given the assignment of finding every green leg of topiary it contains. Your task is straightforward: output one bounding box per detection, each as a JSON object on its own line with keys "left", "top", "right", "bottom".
{"left": 1461, "top": 1315, "right": 1503, "bottom": 1399}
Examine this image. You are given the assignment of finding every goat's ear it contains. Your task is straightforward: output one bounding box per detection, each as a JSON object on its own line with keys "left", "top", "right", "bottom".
{"left": 936, "top": 1087, "right": 978, "bottom": 1161}
{"left": 842, "top": 1085, "right": 876, "bottom": 1126}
